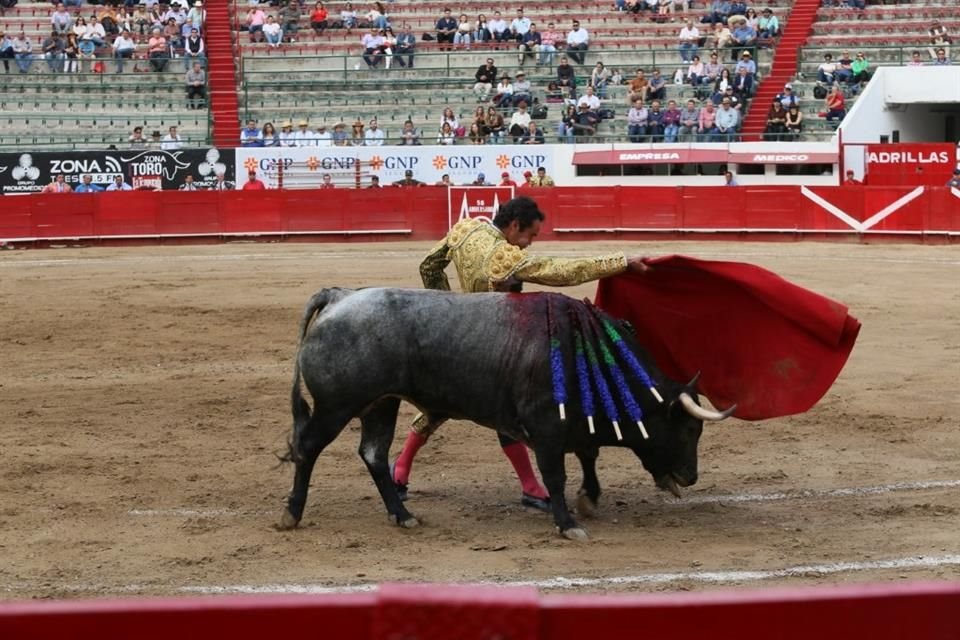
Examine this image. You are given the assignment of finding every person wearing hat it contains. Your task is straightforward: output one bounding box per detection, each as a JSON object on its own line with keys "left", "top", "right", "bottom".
{"left": 946, "top": 168, "right": 960, "bottom": 189}
{"left": 777, "top": 83, "right": 798, "bottom": 109}
{"left": 735, "top": 49, "right": 755, "bottom": 77}
{"left": 471, "top": 172, "right": 489, "bottom": 186}
{"left": 240, "top": 119, "right": 263, "bottom": 147}
{"left": 315, "top": 122, "right": 332, "bottom": 147}
{"left": 392, "top": 168, "right": 424, "bottom": 187}
{"left": 521, "top": 170, "right": 534, "bottom": 185}
{"left": 331, "top": 121, "right": 348, "bottom": 146}
{"left": 512, "top": 69, "right": 532, "bottom": 106}
{"left": 148, "top": 129, "right": 163, "bottom": 149}
{"left": 279, "top": 120, "right": 296, "bottom": 147}
{"left": 499, "top": 171, "right": 519, "bottom": 187}
{"left": 294, "top": 119, "right": 316, "bottom": 147}
{"left": 843, "top": 169, "right": 863, "bottom": 186}
{"left": 350, "top": 119, "right": 365, "bottom": 146}
{"left": 188, "top": 2, "right": 206, "bottom": 32}
{"left": 242, "top": 169, "right": 267, "bottom": 190}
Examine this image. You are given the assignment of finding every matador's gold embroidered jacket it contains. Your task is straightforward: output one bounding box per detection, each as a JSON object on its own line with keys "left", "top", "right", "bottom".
{"left": 419, "top": 217, "right": 628, "bottom": 293}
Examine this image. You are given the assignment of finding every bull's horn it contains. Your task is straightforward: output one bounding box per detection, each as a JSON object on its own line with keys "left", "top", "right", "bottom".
{"left": 685, "top": 371, "right": 701, "bottom": 390}
{"left": 678, "top": 392, "right": 736, "bottom": 421}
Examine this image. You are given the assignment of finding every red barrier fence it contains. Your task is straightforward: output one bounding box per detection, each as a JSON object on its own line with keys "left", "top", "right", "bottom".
{"left": 1, "top": 186, "right": 958, "bottom": 245}
{"left": 2, "top": 582, "right": 959, "bottom": 639}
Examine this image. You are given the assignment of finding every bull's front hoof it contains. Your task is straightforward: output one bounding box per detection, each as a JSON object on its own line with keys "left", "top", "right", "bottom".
{"left": 277, "top": 509, "right": 300, "bottom": 531}
{"left": 561, "top": 527, "right": 590, "bottom": 542}
{"left": 390, "top": 514, "right": 420, "bottom": 529}
{"left": 576, "top": 491, "right": 598, "bottom": 519}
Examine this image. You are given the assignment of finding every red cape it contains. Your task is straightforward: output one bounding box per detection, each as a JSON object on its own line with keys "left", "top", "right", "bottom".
{"left": 594, "top": 256, "right": 861, "bottom": 421}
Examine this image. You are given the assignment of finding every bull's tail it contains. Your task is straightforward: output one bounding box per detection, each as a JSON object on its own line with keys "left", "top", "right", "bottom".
{"left": 286, "top": 288, "right": 348, "bottom": 463}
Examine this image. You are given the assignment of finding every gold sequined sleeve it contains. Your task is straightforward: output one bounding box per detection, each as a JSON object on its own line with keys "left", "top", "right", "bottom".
{"left": 419, "top": 237, "right": 452, "bottom": 291}
{"left": 510, "top": 252, "right": 629, "bottom": 287}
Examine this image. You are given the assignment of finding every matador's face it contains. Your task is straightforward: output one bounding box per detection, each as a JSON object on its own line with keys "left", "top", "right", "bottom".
{"left": 503, "top": 219, "right": 541, "bottom": 250}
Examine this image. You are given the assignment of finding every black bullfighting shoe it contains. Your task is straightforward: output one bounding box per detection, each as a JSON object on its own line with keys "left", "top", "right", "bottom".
{"left": 390, "top": 461, "right": 409, "bottom": 501}
{"left": 521, "top": 493, "right": 551, "bottom": 512}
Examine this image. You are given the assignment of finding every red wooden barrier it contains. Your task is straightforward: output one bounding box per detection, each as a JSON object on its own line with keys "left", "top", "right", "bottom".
{"left": 1, "top": 186, "right": 958, "bottom": 245}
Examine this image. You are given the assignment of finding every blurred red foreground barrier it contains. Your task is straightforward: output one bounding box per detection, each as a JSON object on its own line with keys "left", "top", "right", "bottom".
{"left": 1, "top": 581, "right": 959, "bottom": 639}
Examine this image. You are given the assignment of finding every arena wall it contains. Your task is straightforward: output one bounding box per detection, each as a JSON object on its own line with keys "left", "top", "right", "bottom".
{"left": 1, "top": 186, "right": 958, "bottom": 246}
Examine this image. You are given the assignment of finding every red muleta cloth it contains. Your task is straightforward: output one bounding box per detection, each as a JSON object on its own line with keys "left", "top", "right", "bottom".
{"left": 595, "top": 255, "right": 861, "bottom": 420}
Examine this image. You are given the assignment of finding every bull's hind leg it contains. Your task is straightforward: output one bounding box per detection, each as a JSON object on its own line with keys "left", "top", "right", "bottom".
{"left": 575, "top": 446, "right": 601, "bottom": 518}
{"left": 359, "top": 398, "right": 419, "bottom": 528}
{"left": 280, "top": 411, "right": 352, "bottom": 530}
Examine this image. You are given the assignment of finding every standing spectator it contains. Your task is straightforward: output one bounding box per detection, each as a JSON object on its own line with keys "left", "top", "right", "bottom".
{"left": 662, "top": 99, "right": 681, "bottom": 143}
{"left": 240, "top": 119, "right": 263, "bottom": 146}
{"left": 539, "top": 21, "right": 561, "bottom": 66}
{"left": 242, "top": 171, "right": 266, "bottom": 190}
{"left": 368, "top": 176, "right": 381, "bottom": 189}
{"left": 262, "top": 15, "right": 282, "bottom": 48}
{"left": 183, "top": 27, "right": 204, "bottom": 69}
{"left": 785, "top": 104, "right": 802, "bottom": 138}
{"left": 364, "top": 118, "right": 385, "bottom": 145}
{"left": 435, "top": 8, "right": 457, "bottom": 52}
{"left": 393, "top": 169, "right": 424, "bottom": 187}
{"left": 42, "top": 174, "right": 73, "bottom": 193}
{"left": 340, "top": 2, "right": 358, "bottom": 32}
{"left": 261, "top": 122, "right": 279, "bottom": 147}
{"left": 394, "top": 23, "right": 415, "bottom": 68}
{"left": 518, "top": 21, "right": 541, "bottom": 67}
{"left": 928, "top": 20, "right": 951, "bottom": 60}
{"left": 764, "top": 100, "right": 787, "bottom": 141}
{"left": 106, "top": 175, "right": 133, "bottom": 191}
{"left": 279, "top": 120, "right": 296, "bottom": 146}
{"left": 454, "top": 14, "right": 472, "bottom": 49}
{"left": 184, "top": 61, "right": 205, "bottom": 108}
{"left": 566, "top": 20, "right": 589, "bottom": 65}
{"left": 678, "top": 20, "right": 699, "bottom": 63}
{"left": 824, "top": 84, "right": 845, "bottom": 127}
{"left": 678, "top": 99, "right": 700, "bottom": 141}
{"left": 627, "top": 98, "right": 648, "bottom": 142}
{"left": 488, "top": 11, "right": 509, "bottom": 46}
{"left": 510, "top": 7, "right": 531, "bottom": 43}
{"left": 113, "top": 29, "right": 137, "bottom": 73}
{"left": 361, "top": 27, "right": 383, "bottom": 68}
{"left": 310, "top": 1, "right": 328, "bottom": 35}
{"left": 280, "top": 0, "right": 300, "bottom": 42}
{"left": 247, "top": 5, "right": 267, "bottom": 43}
{"left": 147, "top": 28, "right": 168, "bottom": 71}
{"left": 473, "top": 57, "right": 497, "bottom": 101}
{"left": 162, "top": 125, "right": 184, "bottom": 150}
{"left": 51, "top": 4, "right": 73, "bottom": 36}
{"left": 41, "top": 30, "right": 65, "bottom": 73}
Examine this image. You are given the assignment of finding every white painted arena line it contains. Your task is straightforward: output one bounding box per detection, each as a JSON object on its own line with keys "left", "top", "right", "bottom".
{"left": 127, "top": 479, "right": 960, "bottom": 519}
{"left": 178, "top": 554, "right": 960, "bottom": 594}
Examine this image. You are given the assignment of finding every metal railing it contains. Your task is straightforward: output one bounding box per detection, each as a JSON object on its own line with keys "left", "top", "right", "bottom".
{"left": 797, "top": 44, "right": 958, "bottom": 71}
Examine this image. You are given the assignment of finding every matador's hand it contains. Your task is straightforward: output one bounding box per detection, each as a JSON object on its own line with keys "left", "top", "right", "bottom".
{"left": 627, "top": 255, "right": 652, "bottom": 274}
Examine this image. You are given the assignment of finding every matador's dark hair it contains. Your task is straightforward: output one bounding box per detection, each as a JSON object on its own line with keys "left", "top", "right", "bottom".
{"left": 492, "top": 196, "right": 545, "bottom": 232}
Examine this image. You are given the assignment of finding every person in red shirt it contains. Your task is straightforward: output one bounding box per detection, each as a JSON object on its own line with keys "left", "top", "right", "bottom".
{"left": 242, "top": 171, "right": 267, "bottom": 190}
{"left": 319, "top": 173, "right": 335, "bottom": 188}
{"left": 310, "top": 1, "right": 328, "bottom": 34}
{"left": 499, "top": 171, "right": 518, "bottom": 187}
{"left": 843, "top": 169, "right": 862, "bottom": 186}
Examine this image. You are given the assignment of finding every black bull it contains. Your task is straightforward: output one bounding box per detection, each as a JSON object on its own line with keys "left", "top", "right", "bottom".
{"left": 281, "top": 287, "right": 734, "bottom": 540}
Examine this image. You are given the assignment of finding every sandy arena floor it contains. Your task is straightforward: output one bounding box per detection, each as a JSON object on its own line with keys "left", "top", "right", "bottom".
{"left": 1, "top": 240, "right": 958, "bottom": 600}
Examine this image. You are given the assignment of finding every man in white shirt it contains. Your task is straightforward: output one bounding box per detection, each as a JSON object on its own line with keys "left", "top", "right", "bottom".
{"left": 293, "top": 120, "right": 316, "bottom": 146}
{"left": 577, "top": 85, "right": 601, "bottom": 110}
{"left": 566, "top": 19, "right": 589, "bottom": 65}
{"left": 364, "top": 119, "right": 385, "bottom": 145}
{"left": 113, "top": 29, "right": 137, "bottom": 73}
{"left": 488, "top": 11, "right": 508, "bottom": 44}
{"left": 106, "top": 175, "right": 133, "bottom": 191}
{"left": 678, "top": 20, "right": 699, "bottom": 63}
{"left": 714, "top": 97, "right": 739, "bottom": 141}
{"left": 315, "top": 123, "right": 333, "bottom": 147}
{"left": 179, "top": 175, "right": 200, "bottom": 190}
{"left": 509, "top": 8, "right": 530, "bottom": 42}
{"left": 161, "top": 125, "right": 184, "bottom": 150}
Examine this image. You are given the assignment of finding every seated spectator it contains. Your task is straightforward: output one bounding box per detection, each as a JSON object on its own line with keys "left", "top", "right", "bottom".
{"left": 647, "top": 100, "right": 665, "bottom": 142}
{"left": 545, "top": 81, "right": 564, "bottom": 102}
{"left": 184, "top": 28, "right": 204, "bottom": 69}
{"left": 707, "top": 22, "right": 732, "bottom": 52}
{"left": 678, "top": 99, "right": 700, "bottom": 141}
{"left": 364, "top": 118, "right": 385, "bottom": 145}
{"left": 246, "top": 5, "right": 266, "bottom": 43}
{"left": 928, "top": 20, "right": 951, "bottom": 60}
{"left": 627, "top": 98, "right": 648, "bottom": 142}
{"left": 835, "top": 50, "right": 853, "bottom": 83}
{"left": 509, "top": 101, "right": 532, "bottom": 142}
{"left": 262, "top": 15, "right": 282, "bottom": 48}
{"left": 499, "top": 171, "right": 518, "bottom": 186}
{"left": 349, "top": 120, "right": 365, "bottom": 145}
{"left": 241, "top": 119, "right": 263, "bottom": 146}
{"left": 468, "top": 122, "right": 486, "bottom": 144}
{"left": 400, "top": 119, "right": 421, "bottom": 145}
{"left": 75, "top": 174, "right": 104, "bottom": 193}
{"left": 734, "top": 50, "right": 755, "bottom": 77}
{"left": 489, "top": 11, "right": 509, "bottom": 44}
{"left": 733, "top": 65, "right": 753, "bottom": 101}
{"left": 332, "top": 122, "right": 348, "bottom": 146}
{"left": 435, "top": 8, "right": 457, "bottom": 52}
{"left": 843, "top": 169, "right": 862, "bottom": 186}
{"left": 51, "top": 4, "right": 73, "bottom": 36}
{"left": 565, "top": 20, "right": 589, "bottom": 65}
{"left": 539, "top": 22, "right": 561, "bottom": 66}
{"left": 590, "top": 61, "right": 610, "bottom": 98}
{"left": 556, "top": 56, "right": 577, "bottom": 98}
{"left": 454, "top": 14, "right": 472, "bottom": 49}
{"left": 471, "top": 173, "right": 490, "bottom": 186}
{"left": 147, "top": 28, "right": 168, "bottom": 71}
{"left": 42, "top": 174, "right": 73, "bottom": 193}
{"left": 686, "top": 55, "right": 705, "bottom": 85}
{"left": 295, "top": 120, "right": 316, "bottom": 146}
{"left": 394, "top": 23, "right": 415, "bottom": 68}
{"left": 440, "top": 106, "right": 460, "bottom": 135}
{"left": 486, "top": 106, "right": 505, "bottom": 142}
{"left": 824, "top": 84, "right": 845, "bottom": 128}
{"left": 572, "top": 103, "right": 600, "bottom": 141}
{"left": 776, "top": 83, "right": 799, "bottom": 109}
{"left": 785, "top": 104, "right": 802, "bottom": 138}
{"left": 109, "top": 29, "right": 132, "bottom": 73}
{"left": 393, "top": 169, "right": 424, "bottom": 187}
{"left": 510, "top": 7, "right": 531, "bottom": 43}
{"left": 932, "top": 48, "right": 951, "bottom": 66}
{"left": 758, "top": 8, "right": 779, "bottom": 40}
{"left": 712, "top": 68, "right": 732, "bottom": 98}
{"left": 702, "top": 0, "right": 731, "bottom": 25}
{"left": 729, "top": 17, "right": 756, "bottom": 60}
{"left": 558, "top": 104, "right": 578, "bottom": 143}
{"left": 262, "top": 122, "right": 279, "bottom": 147}
{"left": 851, "top": 51, "right": 870, "bottom": 85}
{"left": 518, "top": 22, "right": 541, "bottom": 68}
{"left": 106, "top": 175, "right": 133, "bottom": 191}
{"left": 366, "top": 2, "right": 388, "bottom": 31}
{"left": 361, "top": 27, "right": 384, "bottom": 68}
{"left": 817, "top": 53, "right": 837, "bottom": 84}
{"left": 185, "top": 60, "right": 206, "bottom": 108}
{"left": 678, "top": 20, "right": 699, "bottom": 63}
{"left": 493, "top": 75, "right": 514, "bottom": 107}
{"left": 149, "top": 130, "right": 163, "bottom": 148}
{"left": 473, "top": 14, "right": 491, "bottom": 44}
{"left": 315, "top": 123, "right": 333, "bottom": 146}
{"left": 473, "top": 57, "right": 498, "bottom": 101}
{"left": 521, "top": 120, "right": 545, "bottom": 144}
{"left": 162, "top": 125, "right": 184, "bottom": 150}
{"left": 647, "top": 69, "right": 666, "bottom": 101}
{"left": 697, "top": 100, "right": 717, "bottom": 141}
{"left": 279, "top": 121, "right": 295, "bottom": 146}
{"left": 129, "top": 126, "right": 147, "bottom": 148}
{"left": 132, "top": 6, "right": 150, "bottom": 37}
{"left": 764, "top": 100, "right": 787, "bottom": 141}
{"left": 77, "top": 37, "right": 95, "bottom": 72}
{"left": 512, "top": 71, "right": 533, "bottom": 107}
{"left": 340, "top": 2, "right": 358, "bottom": 32}
{"left": 187, "top": 2, "right": 206, "bottom": 32}
{"left": 714, "top": 97, "right": 739, "bottom": 141}
{"left": 163, "top": 17, "right": 184, "bottom": 56}
{"left": 319, "top": 173, "right": 335, "bottom": 188}
{"left": 310, "top": 1, "right": 328, "bottom": 35}
{"left": 703, "top": 51, "right": 724, "bottom": 86}
{"left": 42, "top": 30, "right": 66, "bottom": 73}
{"left": 662, "top": 100, "right": 681, "bottom": 143}
{"left": 577, "top": 85, "right": 601, "bottom": 111}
